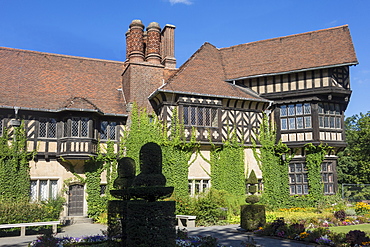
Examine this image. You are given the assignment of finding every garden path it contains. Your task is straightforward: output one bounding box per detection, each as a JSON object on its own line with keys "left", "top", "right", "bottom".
{"left": 0, "top": 223, "right": 315, "bottom": 247}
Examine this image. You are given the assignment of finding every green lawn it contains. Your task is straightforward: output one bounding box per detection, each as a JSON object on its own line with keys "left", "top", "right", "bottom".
{"left": 328, "top": 224, "right": 370, "bottom": 234}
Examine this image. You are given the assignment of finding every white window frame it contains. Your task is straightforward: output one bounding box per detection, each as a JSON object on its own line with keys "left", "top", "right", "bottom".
{"left": 188, "top": 179, "right": 210, "bottom": 196}
{"left": 30, "top": 179, "right": 59, "bottom": 201}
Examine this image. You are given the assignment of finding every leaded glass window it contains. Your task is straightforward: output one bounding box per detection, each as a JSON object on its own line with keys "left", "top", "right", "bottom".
{"left": 30, "top": 179, "right": 58, "bottom": 201}
{"left": 39, "top": 118, "right": 57, "bottom": 138}
{"left": 280, "top": 103, "right": 312, "bottom": 130}
{"left": 70, "top": 117, "right": 89, "bottom": 137}
{"left": 318, "top": 103, "right": 342, "bottom": 129}
{"left": 183, "top": 106, "right": 218, "bottom": 127}
{"left": 100, "top": 121, "right": 117, "bottom": 140}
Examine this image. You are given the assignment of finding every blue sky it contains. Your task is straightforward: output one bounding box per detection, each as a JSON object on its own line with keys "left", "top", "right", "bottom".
{"left": 1, "top": 0, "right": 369, "bottom": 117}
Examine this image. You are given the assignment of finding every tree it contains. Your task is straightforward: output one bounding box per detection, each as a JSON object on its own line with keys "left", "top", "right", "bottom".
{"left": 338, "top": 112, "right": 370, "bottom": 184}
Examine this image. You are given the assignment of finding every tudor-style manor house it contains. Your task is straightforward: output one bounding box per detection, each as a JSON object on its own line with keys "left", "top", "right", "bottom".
{"left": 0, "top": 20, "right": 358, "bottom": 217}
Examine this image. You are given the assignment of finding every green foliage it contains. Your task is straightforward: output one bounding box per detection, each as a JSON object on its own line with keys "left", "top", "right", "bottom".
{"left": 84, "top": 141, "right": 117, "bottom": 221}
{"left": 0, "top": 196, "right": 64, "bottom": 223}
{"left": 304, "top": 143, "right": 331, "bottom": 202}
{"left": 123, "top": 103, "right": 196, "bottom": 197}
{"left": 252, "top": 115, "right": 291, "bottom": 209}
{"left": 338, "top": 112, "right": 370, "bottom": 184}
{"left": 0, "top": 123, "right": 35, "bottom": 200}
{"left": 210, "top": 131, "right": 245, "bottom": 196}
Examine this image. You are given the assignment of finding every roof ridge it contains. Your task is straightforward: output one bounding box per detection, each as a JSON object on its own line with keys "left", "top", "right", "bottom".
{"left": 0, "top": 46, "right": 125, "bottom": 64}
{"left": 219, "top": 25, "right": 349, "bottom": 51}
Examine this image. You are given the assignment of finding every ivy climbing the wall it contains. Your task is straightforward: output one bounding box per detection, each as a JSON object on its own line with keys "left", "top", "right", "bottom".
{"left": 210, "top": 132, "right": 245, "bottom": 197}
{"left": 0, "top": 123, "right": 35, "bottom": 201}
{"left": 304, "top": 143, "right": 332, "bottom": 203}
{"left": 252, "top": 114, "right": 291, "bottom": 209}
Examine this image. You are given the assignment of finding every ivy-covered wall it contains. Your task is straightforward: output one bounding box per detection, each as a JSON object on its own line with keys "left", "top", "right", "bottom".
{"left": 0, "top": 123, "right": 35, "bottom": 201}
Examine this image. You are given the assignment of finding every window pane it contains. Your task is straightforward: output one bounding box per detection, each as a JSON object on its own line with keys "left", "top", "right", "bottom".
{"left": 289, "top": 164, "right": 295, "bottom": 172}
{"left": 297, "top": 185, "right": 302, "bottom": 194}
{"left": 289, "top": 118, "right": 295, "bottom": 129}
{"left": 39, "top": 119, "right": 47, "bottom": 137}
{"left": 290, "top": 185, "right": 296, "bottom": 194}
{"left": 198, "top": 108, "right": 204, "bottom": 125}
{"left": 330, "top": 116, "right": 335, "bottom": 128}
{"left": 39, "top": 180, "right": 48, "bottom": 201}
{"left": 211, "top": 109, "right": 218, "bottom": 127}
{"left": 297, "top": 117, "right": 303, "bottom": 129}
{"left": 290, "top": 175, "right": 296, "bottom": 183}
{"left": 336, "top": 117, "right": 341, "bottom": 129}
{"left": 195, "top": 180, "right": 200, "bottom": 194}
{"left": 71, "top": 118, "right": 79, "bottom": 137}
{"left": 30, "top": 181, "right": 37, "bottom": 201}
{"left": 288, "top": 105, "right": 295, "bottom": 116}
{"left": 109, "top": 122, "right": 116, "bottom": 139}
{"left": 281, "top": 119, "right": 287, "bottom": 130}
{"left": 296, "top": 104, "right": 303, "bottom": 115}
{"left": 329, "top": 104, "right": 335, "bottom": 114}
{"left": 100, "top": 121, "right": 108, "bottom": 139}
{"left": 183, "top": 106, "right": 189, "bottom": 125}
{"left": 303, "top": 185, "right": 309, "bottom": 194}
{"left": 324, "top": 116, "right": 329, "bottom": 128}
{"left": 81, "top": 118, "right": 89, "bottom": 137}
{"left": 280, "top": 105, "right": 287, "bottom": 116}
{"left": 190, "top": 107, "right": 196, "bottom": 125}
{"left": 304, "top": 116, "right": 311, "bottom": 128}
{"left": 48, "top": 119, "right": 57, "bottom": 138}
{"left": 205, "top": 108, "right": 211, "bottom": 126}
{"left": 319, "top": 116, "right": 324, "bottom": 128}
{"left": 304, "top": 103, "right": 311, "bottom": 114}
{"left": 50, "top": 180, "right": 58, "bottom": 199}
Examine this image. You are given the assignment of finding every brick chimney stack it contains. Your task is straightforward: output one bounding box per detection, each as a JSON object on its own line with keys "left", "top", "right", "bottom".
{"left": 161, "top": 24, "right": 176, "bottom": 68}
{"left": 146, "top": 22, "right": 161, "bottom": 64}
{"left": 126, "top": 20, "right": 145, "bottom": 63}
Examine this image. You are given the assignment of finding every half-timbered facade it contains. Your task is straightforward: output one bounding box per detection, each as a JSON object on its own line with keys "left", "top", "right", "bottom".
{"left": 0, "top": 20, "right": 358, "bottom": 215}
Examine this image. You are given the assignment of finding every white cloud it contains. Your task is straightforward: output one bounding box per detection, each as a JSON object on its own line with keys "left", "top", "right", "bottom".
{"left": 169, "top": 0, "right": 193, "bottom": 5}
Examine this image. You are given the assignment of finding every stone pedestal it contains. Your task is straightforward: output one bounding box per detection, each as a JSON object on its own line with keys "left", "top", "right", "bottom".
{"left": 240, "top": 204, "right": 266, "bottom": 231}
{"left": 126, "top": 201, "right": 176, "bottom": 247}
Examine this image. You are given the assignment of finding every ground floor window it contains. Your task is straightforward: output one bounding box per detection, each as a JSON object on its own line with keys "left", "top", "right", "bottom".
{"left": 289, "top": 163, "right": 309, "bottom": 195}
{"left": 188, "top": 179, "right": 210, "bottom": 196}
{"left": 322, "top": 162, "right": 335, "bottom": 194}
{"left": 30, "top": 179, "right": 58, "bottom": 201}
{"left": 289, "top": 161, "right": 336, "bottom": 195}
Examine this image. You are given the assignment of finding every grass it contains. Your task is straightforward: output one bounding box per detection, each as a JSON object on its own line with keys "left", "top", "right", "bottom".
{"left": 329, "top": 223, "right": 370, "bottom": 234}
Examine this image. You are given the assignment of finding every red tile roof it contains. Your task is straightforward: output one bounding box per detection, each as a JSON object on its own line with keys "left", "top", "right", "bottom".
{"left": 156, "top": 43, "right": 269, "bottom": 102}
{"left": 221, "top": 25, "right": 358, "bottom": 80}
{"left": 158, "top": 25, "right": 357, "bottom": 98}
{"left": 0, "top": 47, "right": 127, "bottom": 116}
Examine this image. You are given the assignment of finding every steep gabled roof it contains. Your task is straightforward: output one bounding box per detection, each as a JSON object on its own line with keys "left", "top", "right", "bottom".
{"left": 153, "top": 43, "right": 269, "bottom": 102}
{"left": 0, "top": 47, "right": 127, "bottom": 116}
{"left": 155, "top": 25, "right": 357, "bottom": 100}
{"left": 220, "top": 25, "right": 358, "bottom": 80}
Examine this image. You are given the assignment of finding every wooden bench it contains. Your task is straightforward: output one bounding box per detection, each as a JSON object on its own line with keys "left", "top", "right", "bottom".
{"left": 0, "top": 221, "right": 60, "bottom": 237}
{"left": 176, "top": 215, "right": 196, "bottom": 228}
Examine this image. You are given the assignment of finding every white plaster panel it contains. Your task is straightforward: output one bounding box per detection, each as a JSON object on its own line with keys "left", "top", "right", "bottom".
{"left": 188, "top": 149, "right": 211, "bottom": 179}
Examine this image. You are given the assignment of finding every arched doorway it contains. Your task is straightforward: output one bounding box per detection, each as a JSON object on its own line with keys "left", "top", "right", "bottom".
{"left": 68, "top": 184, "right": 84, "bottom": 216}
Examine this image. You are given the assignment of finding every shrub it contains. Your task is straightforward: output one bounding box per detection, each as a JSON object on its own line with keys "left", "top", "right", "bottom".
{"left": 334, "top": 210, "right": 347, "bottom": 221}
{"left": 346, "top": 230, "right": 370, "bottom": 246}
{"left": 0, "top": 197, "right": 64, "bottom": 224}
{"left": 355, "top": 202, "right": 370, "bottom": 215}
